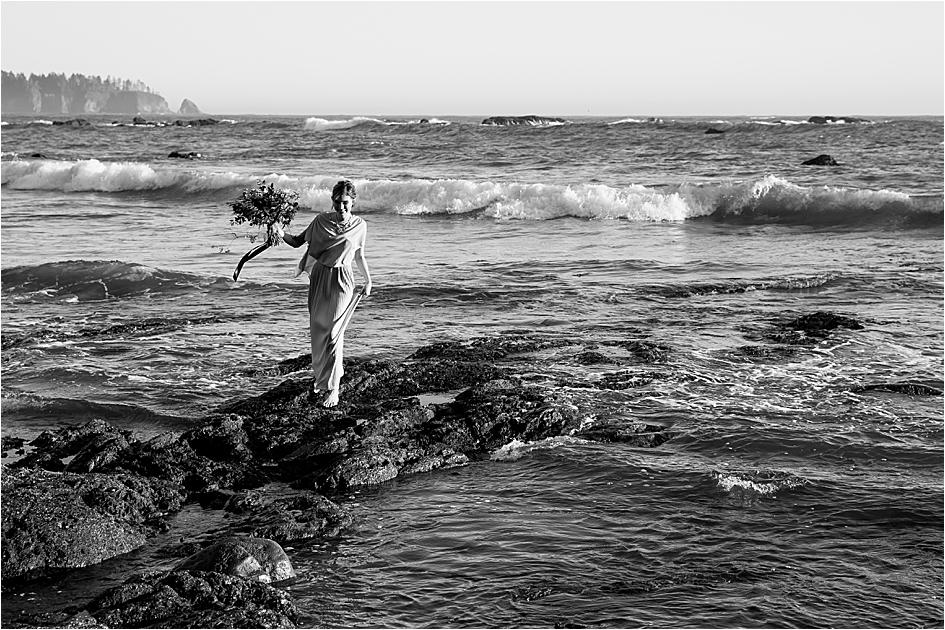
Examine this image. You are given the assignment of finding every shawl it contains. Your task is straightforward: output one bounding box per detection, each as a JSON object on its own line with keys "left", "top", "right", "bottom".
{"left": 290, "top": 213, "right": 367, "bottom": 277}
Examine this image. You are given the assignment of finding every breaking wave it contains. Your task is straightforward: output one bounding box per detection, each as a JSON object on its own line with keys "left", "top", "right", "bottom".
{"left": 2, "top": 161, "right": 940, "bottom": 227}
{"left": 713, "top": 469, "right": 808, "bottom": 497}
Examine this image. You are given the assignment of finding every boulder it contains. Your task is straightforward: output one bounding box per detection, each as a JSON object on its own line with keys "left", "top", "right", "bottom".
{"left": 131, "top": 116, "right": 148, "bottom": 125}
{"left": 178, "top": 98, "right": 202, "bottom": 115}
{"left": 761, "top": 311, "right": 864, "bottom": 345}
{"left": 1, "top": 466, "right": 183, "bottom": 583}
{"left": 175, "top": 537, "right": 295, "bottom": 583}
{"left": 704, "top": 128, "right": 726, "bottom": 134}
{"left": 84, "top": 569, "right": 299, "bottom": 628}
{"left": 802, "top": 154, "right": 839, "bottom": 166}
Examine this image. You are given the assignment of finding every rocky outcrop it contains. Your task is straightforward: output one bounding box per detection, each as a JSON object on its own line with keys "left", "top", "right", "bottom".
{"left": 481, "top": 115, "right": 568, "bottom": 126}
{"left": 172, "top": 118, "right": 220, "bottom": 127}
{"left": 853, "top": 381, "right": 943, "bottom": 396}
{"left": 83, "top": 570, "right": 300, "bottom": 628}
{"left": 168, "top": 151, "right": 202, "bottom": 159}
{"left": 2, "top": 332, "right": 675, "bottom": 595}
{"left": 175, "top": 537, "right": 295, "bottom": 583}
{"left": 178, "top": 98, "right": 202, "bottom": 115}
{"left": 802, "top": 154, "right": 839, "bottom": 166}
{"left": 1, "top": 71, "right": 171, "bottom": 114}
{"left": 808, "top": 115, "right": 870, "bottom": 124}
{"left": 704, "top": 128, "right": 726, "bottom": 134}
{"left": 759, "top": 311, "right": 864, "bottom": 345}
{"left": 1, "top": 466, "right": 183, "bottom": 583}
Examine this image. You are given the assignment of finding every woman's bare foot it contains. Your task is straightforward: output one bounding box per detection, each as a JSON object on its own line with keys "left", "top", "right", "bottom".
{"left": 322, "top": 390, "right": 339, "bottom": 408}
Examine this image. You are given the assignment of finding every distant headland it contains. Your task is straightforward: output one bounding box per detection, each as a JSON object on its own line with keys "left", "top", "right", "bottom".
{"left": 1, "top": 71, "right": 201, "bottom": 115}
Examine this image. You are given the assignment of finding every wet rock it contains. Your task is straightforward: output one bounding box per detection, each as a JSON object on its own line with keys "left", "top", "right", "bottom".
{"left": 704, "top": 128, "right": 726, "bottom": 134}
{"left": 84, "top": 569, "right": 299, "bottom": 628}
{"left": 481, "top": 115, "right": 568, "bottom": 126}
{"left": 610, "top": 339, "right": 671, "bottom": 363}
{"left": 853, "top": 382, "right": 943, "bottom": 396}
{"left": 51, "top": 119, "right": 91, "bottom": 127}
{"left": 575, "top": 421, "right": 673, "bottom": 448}
{"left": 172, "top": 118, "right": 220, "bottom": 127}
{"left": 574, "top": 350, "right": 618, "bottom": 365}
{"left": 1, "top": 436, "right": 25, "bottom": 453}
{"left": 175, "top": 536, "right": 295, "bottom": 583}
{"left": 802, "top": 154, "right": 839, "bottom": 166}
{"left": 434, "top": 379, "right": 580, "bottom": 453}
{"left": 131, "top": 116, "right": 148, "bottom": 125}
{"left": 247, "top": 493, "right": 353, "bottom": 542}
{"left": 763, "top": 311, "right": 863, "bottom": 344}
{"left": 1, "top": 466, "right": 183, "bottom": 583}
{"left": 807, "top": 116, "right": 870, "bottom": 124}
{"left": 17, "top": 420, "right": 133, "bottom": 473}
{"left": 167, "top": 150, "right": 201, "bottom": 159}
{"left": 29, "top": 152, "right": 49, "bottom": 159}
{"left": 409, "top": 334, "right": 570, "bottom": 362}
{"left": 592, "top": 370, "right": 667, "bottom": 390}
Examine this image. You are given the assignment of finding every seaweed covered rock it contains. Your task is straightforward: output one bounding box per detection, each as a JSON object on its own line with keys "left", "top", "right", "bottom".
{"left": 761, "top": 311, "right": 864, "bottom": 345}
{"left": 175, "top": 537, "right": 295, "bottom": 583}
{"left": 1, "top": 466, "right": 183, "bottom": 583}
{"left": 84, "top": 570, "right": 299, "bottom": 628}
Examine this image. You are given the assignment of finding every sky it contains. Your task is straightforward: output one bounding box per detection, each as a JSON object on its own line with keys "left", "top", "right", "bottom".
{"left": 1, "top": 0, "right": 942, "bottom": 116}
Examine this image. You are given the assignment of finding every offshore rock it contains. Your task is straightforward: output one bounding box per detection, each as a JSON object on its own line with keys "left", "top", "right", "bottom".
{"left": 762, "top": 311, "right": 863, "bottom": 345}
{"left": 853, "top": 381, "right": 944, "bottom": 396}
{"left": 84, "top": 570, "right": 299, "bottom": 628}
{"left": 178, "top": 98, "right": 202, "bottom": 115}
{"left": 704, "top": 127, "right": 726, "bottom": 134}
{"left": 51, "top": 118, "right": 91, "bottom": 127}
{"left": 168, "top": 150, "right": 201, "bottom": 159}
{"left": 172, "top": 118, "right": 219, "bottom": 127}
{"left": 802, "top": 154, "right": 839, "bottom": 166}
{"left": 808, "top": 115, "right": 870, "bottom": 124}
{"left": 238, "top": 492, "right": 353, "bottom": 543}
{"left": 175, "top": 537, "right": 295, "bottom": 583}
{"left": 1, "top": 466, "right": 183, "bottom": 583}
{"left": 481, "top": 115, "right": 568, "bottom": 126}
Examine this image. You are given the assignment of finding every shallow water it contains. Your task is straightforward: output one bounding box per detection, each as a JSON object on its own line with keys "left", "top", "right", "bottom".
{"left": 1, "top": 114, "right": 942, "bottom": 627}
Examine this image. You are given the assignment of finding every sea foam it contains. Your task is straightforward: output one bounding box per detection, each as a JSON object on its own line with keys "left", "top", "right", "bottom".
{"left": 2, "top": 159, "right": 940, "bottom": 226}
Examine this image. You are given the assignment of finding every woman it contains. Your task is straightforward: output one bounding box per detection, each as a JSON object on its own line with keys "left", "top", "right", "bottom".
{"left": 275, "top": 180, "right": 372, "bottom": 407}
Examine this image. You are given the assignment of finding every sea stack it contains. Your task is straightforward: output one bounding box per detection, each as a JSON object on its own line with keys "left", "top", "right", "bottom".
{"left": 179, "top": 98, "right": 202, "bottom": 115}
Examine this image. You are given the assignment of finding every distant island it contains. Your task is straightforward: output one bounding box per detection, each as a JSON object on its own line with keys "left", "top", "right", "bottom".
{"left": 1, "top": 71, "right": 188, "bottom": 115}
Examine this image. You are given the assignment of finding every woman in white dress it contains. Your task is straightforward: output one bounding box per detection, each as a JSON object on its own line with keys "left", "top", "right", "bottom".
{"left": 276, "top": 180, "right": 372, "bottom": 407}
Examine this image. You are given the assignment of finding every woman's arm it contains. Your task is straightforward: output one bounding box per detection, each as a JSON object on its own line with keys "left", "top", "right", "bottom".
{"left": 354, "top": 247, "right": 372, "bottom": 296}
{"left": 274, "top": 223, "right": 307, "bottom": 248}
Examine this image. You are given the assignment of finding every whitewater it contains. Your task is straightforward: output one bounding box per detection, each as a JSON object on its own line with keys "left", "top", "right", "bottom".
{"left": 1, "top": 113, "right": 942, "bottom": 628}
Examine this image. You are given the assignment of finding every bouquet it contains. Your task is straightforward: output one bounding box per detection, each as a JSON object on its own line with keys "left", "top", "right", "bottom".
{"left": 230, "top": 180, "right": 299, "bottom": 280}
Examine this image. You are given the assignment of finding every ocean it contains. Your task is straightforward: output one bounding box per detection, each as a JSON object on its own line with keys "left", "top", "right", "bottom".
{"left": 1, "top": 113, "right": 942, "bottom": 627}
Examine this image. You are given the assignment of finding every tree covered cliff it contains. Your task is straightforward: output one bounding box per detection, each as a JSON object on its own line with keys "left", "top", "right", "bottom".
{"left": 1, "top": 71, "right": 171, "bottom": 114}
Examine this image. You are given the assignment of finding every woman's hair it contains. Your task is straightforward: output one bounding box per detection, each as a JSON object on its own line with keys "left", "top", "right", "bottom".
{"left": 331, "top": 179, "right": 357, "bottom": 202}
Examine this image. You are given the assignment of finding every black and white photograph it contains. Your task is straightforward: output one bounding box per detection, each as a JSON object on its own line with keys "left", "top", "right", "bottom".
{"left": 1, "top": 1, "right": 942, "bottom": 627}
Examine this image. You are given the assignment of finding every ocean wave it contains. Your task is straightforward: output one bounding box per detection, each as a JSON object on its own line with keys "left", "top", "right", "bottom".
{"left": 2, "top": 162, "right": 940, "bottom": 226}
{"left": 0, "top": 260, "right": 224, "bottom": 302}
{"left": 646, "top": 273, "right": 840, "bottom": 298}
{"left": 1, "top": 390, "right": 188, "bottom": 426}
{"left": 491, "top": 436, "right": 591, "bottom": 461}
{"left": 304, "top": 116, "right": 389, "bottom": 130}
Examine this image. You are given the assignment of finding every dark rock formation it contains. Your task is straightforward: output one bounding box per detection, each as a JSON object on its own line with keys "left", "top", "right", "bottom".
{"left": 51, "top": 119, "right": 91, "bottom": 127}
{"left": 853, "top": 382, "right": 943, "bottom": 396}
{"left": 168, "top": 150, "right": 202, "bottom": 159}
{"left": 172, "top": 118, "right": 219, "bottom": 127}
{"left": 761, "top": 311, "right": 864, "bottom": 345}
{"left": 84, "top": 570, "right": 299, "bottom": 628}
{"left": 808, "top": 115, "right": 870, "bottom": 124}
{"left": 704, "top": 128, "right": 726, "bottom": 134}
{"left": 2, "top": 332, "right": 675, "bottom": 592}
{"left": 802, "top": 154, "right": 839, "bottom": 166}
{"left": 178, "top": 98, "right": 202, "bottom": 115}
{"left": 175, "top": 537, "right": 295, "bottom": 583}
{"left": 29, "top": 152, "right": 49, "bottom": 159}
{"left": 1, "top": 466, "right": 183, "bottom": 583}
{"left": 481, "top": 115, "right": 568, "bottom": 126}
